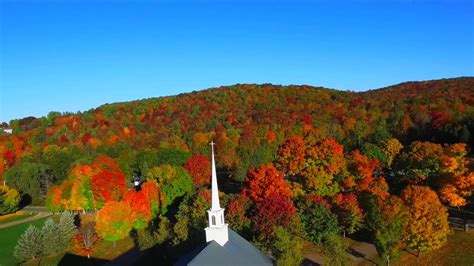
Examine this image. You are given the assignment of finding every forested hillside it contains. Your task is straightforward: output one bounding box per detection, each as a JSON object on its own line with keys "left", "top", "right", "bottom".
{"left": 1, "top": 77, "right": 473, "bottom": 264}
{"left": 1, "top": 77, "right": 473, "bottom": 183}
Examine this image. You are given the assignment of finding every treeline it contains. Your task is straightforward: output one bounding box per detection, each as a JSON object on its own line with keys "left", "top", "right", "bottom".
{"left": 1, "top": 77, "right": 473, "bottom": 186}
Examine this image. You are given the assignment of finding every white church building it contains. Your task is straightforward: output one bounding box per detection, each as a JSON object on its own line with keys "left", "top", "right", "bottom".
{"left": 175, "top": 142, "right": 273, "bottom": 266}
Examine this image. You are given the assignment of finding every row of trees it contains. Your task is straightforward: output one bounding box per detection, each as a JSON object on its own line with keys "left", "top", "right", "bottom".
{"left": 14, "top": 211, "right": 76, "bottom": 262}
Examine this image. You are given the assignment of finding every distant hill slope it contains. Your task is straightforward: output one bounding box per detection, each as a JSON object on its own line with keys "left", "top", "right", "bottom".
{"left": 1, "top": 77, "right": 473, "bottom": 180}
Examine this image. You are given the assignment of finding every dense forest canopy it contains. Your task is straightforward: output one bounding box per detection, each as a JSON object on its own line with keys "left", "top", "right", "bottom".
{"left": 2, "top": 77, "right": 473, "bottom": 182}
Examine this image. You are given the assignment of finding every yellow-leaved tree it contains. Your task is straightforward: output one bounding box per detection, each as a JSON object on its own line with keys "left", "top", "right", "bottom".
{"left": 382, "top": 138, "right": 404, "bottom": 168}
{"left": 401, "top": 185, "right": 450, "bottom": 254}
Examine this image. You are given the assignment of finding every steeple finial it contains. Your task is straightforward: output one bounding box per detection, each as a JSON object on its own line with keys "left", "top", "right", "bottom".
{"left": 210, "top": 141, "right": 221, "bottom": 211}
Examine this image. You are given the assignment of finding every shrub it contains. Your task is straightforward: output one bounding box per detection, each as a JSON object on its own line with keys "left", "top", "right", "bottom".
{"left": 0, "top": 185, "right": 20, "bottom": 215}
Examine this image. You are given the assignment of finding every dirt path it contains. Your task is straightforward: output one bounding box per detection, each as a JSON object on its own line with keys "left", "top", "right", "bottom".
{"left": 348, "top": 240, "right": 378, "bottom": 265}
{"left": 21, "top": 206, "right": 49, "bottom": 213}
{"left": 0, "top": 208, "right": 52, "bottom": 229}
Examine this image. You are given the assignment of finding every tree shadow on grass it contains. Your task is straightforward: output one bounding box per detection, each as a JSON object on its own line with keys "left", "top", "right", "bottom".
{"left": 347, "top": 247, "right": 366, "bottom": 258}
{"left": 348, "top": 229, "right": 373, "bottom": 243}
{"left": 58, "top": 253, "right": 109, "bottom": 266}
{"left": 302, "top": 258, "right": 321, "bottom": 266}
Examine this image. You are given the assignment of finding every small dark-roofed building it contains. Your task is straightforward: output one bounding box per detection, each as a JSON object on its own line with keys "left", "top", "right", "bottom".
{"left": 175, "top": 142, "right": 273, "bottom": 266}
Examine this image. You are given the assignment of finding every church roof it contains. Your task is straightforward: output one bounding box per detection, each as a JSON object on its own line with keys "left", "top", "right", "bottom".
{"left": 175, "top": 229, "right": 273, "bottom": 266}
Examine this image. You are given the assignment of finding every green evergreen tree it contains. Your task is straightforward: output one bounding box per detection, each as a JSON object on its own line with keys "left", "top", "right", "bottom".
{"left": 57, "top": 211, "right": 77, "bottom": 247}
{"left": 14, "top": 225, "right": 43, "bottom": 261}
{"left": 41, "top": 218, "right": 61, "bottom": 254}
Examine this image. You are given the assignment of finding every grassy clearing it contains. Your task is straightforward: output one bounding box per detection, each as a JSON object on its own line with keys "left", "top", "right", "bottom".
{"left": 23, "top": 253, "right": 65, "bottom": 266}
{"left": 0, "top": 211, "right": 37, "bottom": 225}
{"left": 394, "top": 229, "right": 474, "bottom": 266}
{"left": 91, "top": 236, "right": 136, "bottom": 260}
{"left": 0, "top": 217, "right": 49, "bottom": 266}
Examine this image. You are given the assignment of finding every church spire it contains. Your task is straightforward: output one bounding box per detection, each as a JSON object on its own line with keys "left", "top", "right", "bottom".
{"left": 210, "top": 141, "right": 221, "bottom": 211}
{"left": 205, "top": 141, "right": 229, "bottom": 246}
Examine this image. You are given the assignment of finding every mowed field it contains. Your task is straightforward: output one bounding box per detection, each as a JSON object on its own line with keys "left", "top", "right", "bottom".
{"left": 394, "top": 229, "right": 474, "bottom": 266}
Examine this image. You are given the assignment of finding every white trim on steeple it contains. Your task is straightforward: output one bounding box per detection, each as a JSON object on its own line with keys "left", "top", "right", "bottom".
{"left": 205, "top": 141, "right": 229, "bottom": 246}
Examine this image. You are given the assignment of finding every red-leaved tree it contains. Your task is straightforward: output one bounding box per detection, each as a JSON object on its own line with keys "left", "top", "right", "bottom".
{"left": 122, "top": 190, "right": 152, "bottom": 229}
{"left": 184, "top": 154, "right": 211, "bottom": 187}
{"left": 252, "top": 193, "right": 297, "bottom": 246}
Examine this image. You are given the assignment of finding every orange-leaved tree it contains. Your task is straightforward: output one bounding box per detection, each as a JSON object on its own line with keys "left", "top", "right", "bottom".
{"left": 344, "top": 150, "right": 389, "bottom": 198}
{"left": 141, "top": 181, "right": 163, "bottom": 217}
{"left": 46, "top": 185, "right": 64, "bottom": 212}
{"left": 401, "top": 185, "right": 450, "bottom": 254}
{"left": 276, "top": 132, "right": 346, "bottom": 196}
{"left": 438, "top": 143, "right": 473, "bottom": 231}
{"left": 243, "top": 163, "right": 292, "bottom": 204}
{"left": 96, "top": 201, "right": 133, "bottom": 244}
{"left": 439, "top": 172, "right": 474, "bottom": 208}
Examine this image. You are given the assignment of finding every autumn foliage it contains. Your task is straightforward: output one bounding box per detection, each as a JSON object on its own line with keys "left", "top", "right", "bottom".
{"left": 184, "top": 154, "right": 211, "bottom": 187}
{"left": 438, "top": 144, "right": 474, "bottom": 207}
{"left": 243, "top": 163, "right": 292, "bottom": 204}
{"left": 91, "top": 169, "right": 127, "bottom": 206}
{"left": 226, "top": 194, "right": 251, "bottom": 233}
{"left": 122, "top": 190, "right": 152, "bottom": 229}
{"left": 47, "top": 156, "right": 127, "bottom": 211}
{"left": 141, "top": 181, "right": 163, "bottom": 217}
{"left": 276, "top": 133, "right": 346, "bottom": 195}
{"left": 252, "top": 193, "right": 297, "bottom": 241}
{"left": 96, "top": 201, "right": 133, "bottom": 242}
{"left": 1, "top": 78, "right": 473, "bottom": 259}
{"left": 345, "top": 150, "right": 388, "bottom": 198}
{"left": 331, "top": 193, "right": 364, "bottom": 235}
{"left": 401, "top": 185, "right": 450, "bottom": 253}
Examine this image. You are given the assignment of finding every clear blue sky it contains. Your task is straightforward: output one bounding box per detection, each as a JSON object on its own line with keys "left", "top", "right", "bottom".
{"left": 1, "top": 0, "right": 473, "bottom": 122}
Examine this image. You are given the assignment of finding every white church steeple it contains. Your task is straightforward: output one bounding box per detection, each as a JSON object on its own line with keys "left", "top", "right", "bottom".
{"left": 210, "top": 141, "right": 221, "bottom": 211}
{"left": 205, "top": 141, "right": 229, "bottom": 246}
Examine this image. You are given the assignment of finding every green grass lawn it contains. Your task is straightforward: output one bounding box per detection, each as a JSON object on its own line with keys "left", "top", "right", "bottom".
{"left": 0, "top": 212, "right": 37, "bottom": 225}
{"left": 91, "top": 236, "right": 135, "bottom": 260}
{"left": 0, "top": 217, "right": 49, "bottom": 266}
{"left": 393, "top": 229, "right": 474, "bottom": 266}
